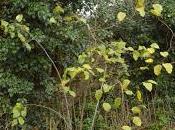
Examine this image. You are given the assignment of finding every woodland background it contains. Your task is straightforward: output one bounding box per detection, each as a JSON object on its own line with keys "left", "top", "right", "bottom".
{"left": 0, "top": 0, "right": 175, "bottom": 130}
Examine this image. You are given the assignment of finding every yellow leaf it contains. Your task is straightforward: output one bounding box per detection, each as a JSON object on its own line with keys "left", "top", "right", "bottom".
{"left": 126, "top": 47, "right": 134, "bottom": 51}
{"left": 53, "top": 5, "right": 64, "bottom": 14}
{"left": 140, "top": 66, "right": 149, "bottom": 70}
{"left": 63, "top": 86, "right": 70, "bottom": 93}
{"left": 122, "top": 126, "right": 132, "bottom": 130}
{"left": 117, "top": 12, "right": 126, "bottom": 22}
{"left": 147, "top": 80, "right": 157, "bottom": 85}
{"left": 122, "top": 79, "right": 130, "bottom": 90}
{"left": 132, "top": 107, "right": 141, "bottom": 114}
{"left": 96, "top": 68, "right": 104, "bottom": 73}
{"left": 64, "top": 16, "right": 73, "bottom": 22}
{"left": 102, "top": 103, "right": 111, "bottom": 112}
{"left": 83, "top": 64, "right": 92, "bottom": 70}
{"left": 83, "top": 71, "right": 89, "bottom": 80}
{"left": 133, "top": 51, "right": 140, "bottom": 61}
{"left": 103, "top": 84, "right": 113, "bottom": 93}
{"left": 151, "top": 4, "right": 163, "bottom": 16}
{"left": 145, "top": 58, "right": 153, "bottom": 63}
{"left": 125, "top": 90, "right": 133, "bottom": 95}
{"left": 138, "top": 46, "right": 146, "bottom": 50}
{"left": 114, "top": 97, "right": 121, "bottom": 108}
{"left": 147, "top": 48, "right": 155, "bottom": 54}
{"left": 150, "top": 43, "right": 160, "bottom": 49}
{"left": 132, "top": 116, "right": 142, "bottom": 126}
{"left": 136, "top": 0, "right": 145, "bottom": 17}
{"left": 154, "top": 65, "right": 162, "bottom": 76}
{"left": 95, "top": 89, "right": 103, "bottom": 101}
{"left": 162, "top": 63, "right": 173, "bottom": 74}
{"left": 16, "top": 14, "right": 23, "bottom": 22}
{"left": 49, "top": 17, "right": 57, "bottom": 24}
{"left": 160, "top": 52, "right": 169, "bottom": 57}
{"left": 136, "top": 90, "right": 142, "bottom": 101}
{"left": 136, "top": 7, "right": 145, "bottom": 17}
{"left": 142, "top": 82, "right": 153, "bottom": 92}
{"left": 17, "top": 32, "right": 26, "bottom": 43}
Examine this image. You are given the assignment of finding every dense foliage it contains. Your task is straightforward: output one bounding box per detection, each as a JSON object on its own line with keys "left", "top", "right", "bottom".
{"left": 0, "top": 0, "right": 175, "bottom": 130}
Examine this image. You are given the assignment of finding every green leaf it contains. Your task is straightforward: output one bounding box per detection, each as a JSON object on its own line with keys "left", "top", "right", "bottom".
{"left": 160, "top": 52, "right": 169, "bottom": 57}
{"left": 125, "top": 90, "right": 133, "bottom": 95}
{"left": 18, "top": 117, "right": 25, "bottom": 125}
{"left": 117, "top": 12, "right": 126, "bottom": 22}
{"left": 151, "top": 4, "right": 163, "bottom": 16}
{"left": 53, "top": 5, "right": 64, "bottom": 14}
{"left": 69, "top": 90, "right": 76, "bottom": 97}
{"left": 1, "top": 20, "right": 9, "bottom": 27}
{"left": 113, "top": 40, "right": 126, "bottom": 53}
{"left": 67, "top": 67, "right": 82, "bottom": 79}
{"left": 15, "top": 103, "right": 23, "bottom": 109}
{"left": 122, "top": 79, "right": 130, "bottom": 90}
{"left": 140, "top": 50, "right": 151, "bottom": 57}
{"left": 138, "top": 46, "right": 146, "bottom": 50}
{"left": 147, "top": 80, "right": 157, "bottom": 85}
{"left": 132, "top": 107, "right": 141, "bottom": 114}
{"left": 114, "top": 97, "right": 121, "bottom": 108}
{"left": 12, "top": 109, "right": 20, "bottom": 118}
{"left": 154, "top": 65, "right": 162, "bottom": 76}
{"left": 78, "top": 53, "right": 87, "bottom": 64}
{"left": 96, "top": 68, "right": 104, "bottom": 73}
{"left": 142, "top": 82, "right": 152, "bottom": 92}
{"left": 99, "top": 77, "right": 106, "bottom": 82}
{"left": 24, "top": 43, "right": 32, "bottom": 51}
{"left": 126, "top": 47, "right": 134, "bottom": 51}
{"left": 79, "top": 17, "right": 87, "bottom": 23}
{"left": 102, "top": 103, "right": 111, "bottom": 112}
{"left": 132, "top": 116, "right": 142, "bottom": 126}
{"left": 16, "top": 14, "right": 23, "bottom": 22}
{"left": 122, "top": 126, "right": 132, "bottom": 130}
{"left": 162, "top": 63, "right": 173, "bottom": 74}
{"left": 63, "top": 86, "right": 70, "bottom": 93}
{"left": 140, "top": 66, "right": 149, "bottom": 70}
{"left": 49, "top": 17, "right": 57, "bottom": 24}
{"left": 21, "top": 107, "right": 27, "bottom": 117}
{"left": 95, "top": 89, "right": 103, "bottom": 101}
{"left": 150, "top": 43, "right": 159, "bottom": 49}
{"left": 12, "top": 119, "right": 18, "bottom": 126}
{"left": 83, "top": 64, "right": 92, "bottom": 70}
{"left": 17, "top": 32, "right": 26, "bottom": 43}
{"left": 133, "top": 51, "right": 140, "bottom": 61}
{"left": 103, "top": 84, "right": 113, "bottom": 93}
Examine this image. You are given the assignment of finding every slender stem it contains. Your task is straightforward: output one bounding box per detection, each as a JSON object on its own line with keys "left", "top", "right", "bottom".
{"left": 90, "top": 65, "right": 107, "bottom": 130}
{"left": 32, "top": 38, "right": 72, "bottom": 130}
{"left": 90, "top": 101, "right": 100, "bottom": 130}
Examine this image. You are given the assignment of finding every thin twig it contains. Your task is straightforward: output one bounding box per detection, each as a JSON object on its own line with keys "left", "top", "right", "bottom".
{"left": 31, "top": 37, "right": 72, "bottom": 130}
{"left": 158, "top": 18, "right": 175, "bottom": 51}
{"left": 26, "top": 104, "right": 70, "bottom": 129}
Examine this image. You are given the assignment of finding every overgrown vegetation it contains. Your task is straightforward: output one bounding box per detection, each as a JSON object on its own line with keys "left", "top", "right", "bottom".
{"left": 0, "top": 0, "right": 175, "bottom": 130}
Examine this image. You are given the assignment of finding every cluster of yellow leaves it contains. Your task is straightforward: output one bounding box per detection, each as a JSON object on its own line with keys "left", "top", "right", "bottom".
{"left": 135, "top": 0, "right": 163, "bottom": 17}
{"left": 154, "top": 63, "right": 173, "bottom": 76}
